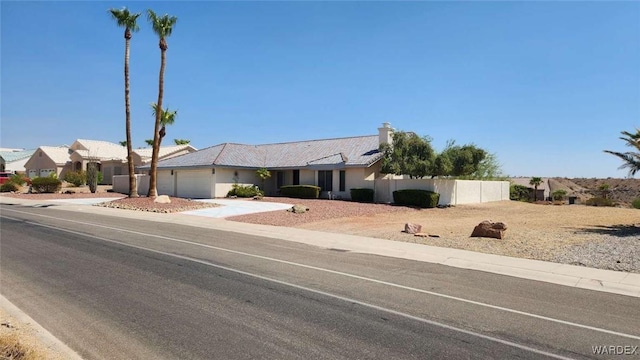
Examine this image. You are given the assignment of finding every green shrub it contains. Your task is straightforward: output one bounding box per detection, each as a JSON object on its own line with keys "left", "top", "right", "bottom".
{"left": 350, "top": 188, "right": 374, "bottom": 202}
{"left": 7, "top": 173, "right": 27, "bottom": 186}
{"left": 552, "top": 189, "right": 567, "bottom": 201}
{"left": 280, "top": 185, "right": 320, "bottom": 199}
{"left": 227, "top": 184, "right": 263, "bottom": 198}
{"left": 31, "top": 177, "right": 62, "bottom": 193}
{"left": 510, "top": 184, "right": 532, "bottom": 202}
{"left": 585, "top": 197, "right": 616, "bottom": 207}
{"left": 393, "top": 189, "right": 440, "bottom": 208}
{"left": 631, "top": 198, "right": 640, "bottom": 209}
{"left": 0, "top": 182, "right": 19, "bottom": 192}
{"left": 63, "top": 170, "right": 87, "bottom": 187}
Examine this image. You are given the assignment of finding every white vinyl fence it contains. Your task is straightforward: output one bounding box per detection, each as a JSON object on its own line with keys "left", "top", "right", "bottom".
{"left": 374, "top": 179, "right": 510, "bottom": 205}
{"left": 113, "top": 174, "right": 150, "bottom": 195}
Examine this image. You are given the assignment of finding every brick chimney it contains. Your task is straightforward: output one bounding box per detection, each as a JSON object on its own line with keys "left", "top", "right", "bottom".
{"left": 378, "top": 122, "right": 393, "bottom": 146}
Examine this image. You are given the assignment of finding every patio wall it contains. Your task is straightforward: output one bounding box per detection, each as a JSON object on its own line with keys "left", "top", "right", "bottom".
{"left": 373, "top": 179, "right": 510, "bottom": 205}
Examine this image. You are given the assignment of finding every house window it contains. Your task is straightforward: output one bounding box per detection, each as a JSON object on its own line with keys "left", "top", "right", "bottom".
{"left": 339, "top": 170, "right": 346, "bottom": 192}
{"left": 293, "top": 170, "right": 300, "bottom": 185}
{"left": 277, "top": 171, "right": 285, "bottom": 189}
{"left": 318, "top": 170, "right": 333, "bottom": 191}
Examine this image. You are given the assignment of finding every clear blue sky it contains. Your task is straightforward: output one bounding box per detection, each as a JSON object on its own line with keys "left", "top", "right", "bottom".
{"left": 2, "top": 1, "right": 639, "bottom": 178}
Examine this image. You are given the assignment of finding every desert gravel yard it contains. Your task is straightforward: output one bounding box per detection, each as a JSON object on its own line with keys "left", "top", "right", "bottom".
{"left": 230, "top": 198, "right": 640, "bottom": 273}
{"left": 3, "top": 190, "right": 639, "bottom": 273}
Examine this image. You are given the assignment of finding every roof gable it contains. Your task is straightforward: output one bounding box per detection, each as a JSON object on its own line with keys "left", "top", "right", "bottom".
{"left": 71, "top": 139, "right": 128, "bottom": 160}
{"left": 32, "top": 146, "right": 71, "bottom": 165}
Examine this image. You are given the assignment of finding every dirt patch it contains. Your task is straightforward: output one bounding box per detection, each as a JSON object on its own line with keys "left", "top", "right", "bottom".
{"left": 95, "top": 197, "right": 219, "bottom": 213}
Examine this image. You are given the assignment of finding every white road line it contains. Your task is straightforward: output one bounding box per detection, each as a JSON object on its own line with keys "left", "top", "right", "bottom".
{"left": 4, "top": 208, "right": 640, "bottom": 343}
{"left": 2, "top": 213, "right": 575, "bottom": 360}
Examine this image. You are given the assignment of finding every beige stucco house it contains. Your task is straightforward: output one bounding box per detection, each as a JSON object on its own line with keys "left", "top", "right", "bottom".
{"left": 25, "top": 139, "right": 197, "bottom": 185}
{"left": 24, "top": 146, "right": 73, "bottom": 178}
{"left": 140, "top": 124, "right": 394, "bottom": 199}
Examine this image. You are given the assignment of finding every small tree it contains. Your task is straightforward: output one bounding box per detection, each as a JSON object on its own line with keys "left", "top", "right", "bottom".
{"left": 174, "top": 139, "right": 190, "bottom": 145}
{"left": 145, "top": 139, "right": 154, "bottom": 146}
{"left": 380, "top": 131, "right": 436, "bottom": 178}
{"left": 119, "top": 140, "right": 128, "bottom": 147}
{"left": 529, "top": 177, "right": 543, "bottom": 202}
{"left": 256, "top": 168, "right": 271, "bottom": 191}
{"left": 598, "top": 183, "right": 610, "bottom": 199}
{"left": 552, "top": 189, "right": 567, "bottom": 201}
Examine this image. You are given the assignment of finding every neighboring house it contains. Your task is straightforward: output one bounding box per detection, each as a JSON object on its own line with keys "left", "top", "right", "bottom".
{"left": 25, "top": 139, "right": 198, "bottom": 185}
{"left": 0, "top": 149, "right": 36, "bottom": 173}
{"left": 510, "top": 177, "right": 550, "bottom": 201}
{"left": 140, "top": 123, "right": 394, "bottom": 199}
{"left": 24, "top": 146, "right": 72, "bottom": 178}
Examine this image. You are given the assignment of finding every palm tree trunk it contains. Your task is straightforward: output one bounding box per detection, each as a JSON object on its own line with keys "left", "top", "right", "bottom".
{"left": 124, "top": 34, "right": 138, "bottom": 197}
{"left": 148, "top": 46, "right": 166, "bottom": 197}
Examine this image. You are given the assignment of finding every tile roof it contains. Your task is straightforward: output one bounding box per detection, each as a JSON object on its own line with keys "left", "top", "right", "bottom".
{"left": 151, "top": 135, "right": 383, "bottom": 169}
{"left": 38, "top": 146, "right": 72, "bottom": 165}
{"left": 0, "top": 149, "right": 36, "bottom": 163}
{"left": 72, "top": 139, "right": 128, "bottom": 160}
{"left": 133, "top": 145, "right": 197, "bottom": 161}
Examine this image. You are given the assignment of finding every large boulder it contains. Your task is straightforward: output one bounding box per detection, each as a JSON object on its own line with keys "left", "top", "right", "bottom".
{"left": 471, "top": 220, "right": 507, "bottom": 239}
{"left": 154, "top": 195, "right": 171, "bottom": 204}
{"left": 287, "top": 204, "right": 309, "bottom": 214}
{"left": 404, "top": 223, "right": 422, "bottom": 234}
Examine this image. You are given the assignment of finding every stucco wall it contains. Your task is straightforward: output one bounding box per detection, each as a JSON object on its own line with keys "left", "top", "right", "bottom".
{"left": 113, "top": 174, "right": 150, "bottom": 195}
{"left": 374, "top": 179, "right": 510, "bottom": 205}
{"left": 214, "top": 168, "right": 260, "bottom": 198}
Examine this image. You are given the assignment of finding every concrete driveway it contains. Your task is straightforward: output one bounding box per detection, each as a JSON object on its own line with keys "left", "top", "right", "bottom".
{"left": 182, "top": 199, "right": 293, "bottom": 218}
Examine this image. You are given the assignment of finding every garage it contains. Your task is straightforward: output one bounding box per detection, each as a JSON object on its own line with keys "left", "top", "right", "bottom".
{"left": 39, "top": 169, "right": 56, "bottom": 177}
{"left": 157, "top": 170, "right": 175, "bottom": 197}
{"left": 176, "top": 169, "right": 213, "bottom": 199}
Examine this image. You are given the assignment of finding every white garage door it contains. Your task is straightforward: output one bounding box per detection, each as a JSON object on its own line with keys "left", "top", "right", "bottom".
{"left": 39, "top": 169, "right": 55, "bottom": 177}
{"left": 176, "top": 169, "right": 212, "bottom": 199}
{"left": 157, "top": 170, "right": 174, "bottom": 197}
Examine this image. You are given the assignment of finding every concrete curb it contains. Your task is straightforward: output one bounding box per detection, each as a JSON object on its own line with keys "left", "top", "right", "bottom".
{"left": 0, "top": 294, "right": 83, "bottom": 360}
{"left": 2, "top": 196, "right": 639, "bottom": 298}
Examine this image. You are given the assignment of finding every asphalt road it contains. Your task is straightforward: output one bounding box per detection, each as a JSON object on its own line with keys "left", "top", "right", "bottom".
{"left": 1, "top": 204, "right": 638, "bottom": 359}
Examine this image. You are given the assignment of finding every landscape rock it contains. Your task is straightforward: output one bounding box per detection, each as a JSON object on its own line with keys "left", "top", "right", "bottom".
{"left": 154, "top": 195, "right": 171, "bottom": 204}
{"left": 287, "top": 204, "right": 309, "bottom": 214}
{"left": 404, "top": 223, "right": 422, "bottom": 234}
{"left": 471, "top": 220, "right": 508, "bottom": 239}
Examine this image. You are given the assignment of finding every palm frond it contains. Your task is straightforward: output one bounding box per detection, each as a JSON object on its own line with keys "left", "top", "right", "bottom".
{"left": 147, "top": 9, "right": 177, "bottom": 38}
{"left": 109, "top": 7, "right": 141, "bottom": 32}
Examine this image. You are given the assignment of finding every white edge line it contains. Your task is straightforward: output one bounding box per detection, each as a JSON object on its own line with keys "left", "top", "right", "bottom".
{"left": 4, "top": 208, "right": 640, "bottom": 343}
{"left": 2, "top": 214, "right": 575, "bottom": 360}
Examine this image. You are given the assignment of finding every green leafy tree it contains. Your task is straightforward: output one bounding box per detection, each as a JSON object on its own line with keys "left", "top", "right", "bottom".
{"left": 380, "top": 131, "right": 436, "bottom": 178}
{"left": 433, "top": 141, "right": 486, "bottom": 177}
{"left": 145, "top": 139, "right": 154, "bottom": 146}
{"left": 604, "top": 128, "right": 640, "bottom": 177}
{"left": 147, "top": 9, "right": 177, "bottom": 197}
{"left": 119, "top": 140, "right": 128, "bottom": 147}
{"left": 256, "top": 168, "right": 271, "bottom": 191}
{"left": 174, "top": 139, "right": 190, "bottom": 145}
{"left": 109, "top": 7, "right": 141, "bottom": 198}
{"left": 529, "top": 177, "right": 543, "bottom": 202}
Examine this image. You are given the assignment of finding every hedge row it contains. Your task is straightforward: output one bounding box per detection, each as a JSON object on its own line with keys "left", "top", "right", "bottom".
{"left": 393, "top": 189, "right": 440, "bottom": 208}
{"left": 350, "top": 188, "right": 374, "bottom": 202}
{"left": 280, "top": 185, "right": 320, "bottom": 199}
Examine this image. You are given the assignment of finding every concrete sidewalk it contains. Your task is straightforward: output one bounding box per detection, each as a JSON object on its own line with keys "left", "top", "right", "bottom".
{"left": 2, "top": 196, "right": 639, "bottom": 298}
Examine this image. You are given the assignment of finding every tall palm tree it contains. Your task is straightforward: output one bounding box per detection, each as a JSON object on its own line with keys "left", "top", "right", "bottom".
{"left": 147, "top": 9, "right": 177, "bottom": 197}
{"left": 110, "top": 7, "right": 141, "bottom": 198}
{"left": 604, "top": 128, "right": 640, "bottom": 177}
{"left": 529, "top": 177, "right": 542, "bottom": 202}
